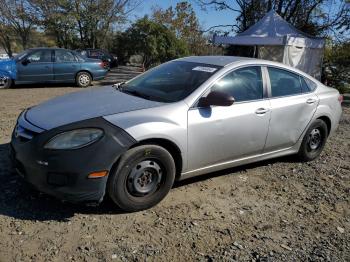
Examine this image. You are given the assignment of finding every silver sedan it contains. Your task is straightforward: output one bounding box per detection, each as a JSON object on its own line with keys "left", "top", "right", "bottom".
{"left": 11, "top": 56, "right": 343, "bottom": 211}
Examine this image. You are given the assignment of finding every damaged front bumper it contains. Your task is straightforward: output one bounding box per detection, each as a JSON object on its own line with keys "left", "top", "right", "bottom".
{"left": 10, "top": 112, "right": 136, "bottom": 204}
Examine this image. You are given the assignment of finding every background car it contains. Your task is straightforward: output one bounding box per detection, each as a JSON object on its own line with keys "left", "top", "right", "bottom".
{"left": 76, "top": 49, "right": 118, "bottom": 68}
{"left": 0, "top": 48, "right": 108, "bottom": 88}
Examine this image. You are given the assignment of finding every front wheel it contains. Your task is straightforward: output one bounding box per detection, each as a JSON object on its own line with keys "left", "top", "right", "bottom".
{"left": 107, "top": 145, "right": 176, "bottom": 212}
{"left": 0, "top": 76, "right": 13, "bottom": 89}
{"left": 76, "top": 72, "right": 92, "bottom": 88}
{"left": 297, "top": 119, "right": 328, "bottom": 161}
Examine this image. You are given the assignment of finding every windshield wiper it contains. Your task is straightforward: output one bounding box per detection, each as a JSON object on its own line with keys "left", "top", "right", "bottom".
{"left": 113, "top": 83, "right": 151, "bottom": 100}
{"left": 122, "top": 89, "right": 152, "bottom": 100}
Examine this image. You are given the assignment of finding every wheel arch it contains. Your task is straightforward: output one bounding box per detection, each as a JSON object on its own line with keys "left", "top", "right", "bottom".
{"left": 130, "top": 138, "right": 183, "bottom": 180}
{"left": 76, "top": 70, "right": 93, "bottom": 80}
{"left": 317, "top": 115, "right": 331, "bottom": 136}
{"left": 0, "top": 70, "right": 13, "bottom": 80}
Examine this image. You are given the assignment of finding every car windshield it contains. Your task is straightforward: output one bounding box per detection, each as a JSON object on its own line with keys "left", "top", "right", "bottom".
{"left": 13, "top": 51, "right": 28, "bottom": 61}
{"left": 121, "top": 61, "right": 222, "bottom": 103}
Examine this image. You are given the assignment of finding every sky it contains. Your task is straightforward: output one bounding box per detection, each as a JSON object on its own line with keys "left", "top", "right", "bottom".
{"left": 131, "top": 0, "right": 238, "bottom": 33}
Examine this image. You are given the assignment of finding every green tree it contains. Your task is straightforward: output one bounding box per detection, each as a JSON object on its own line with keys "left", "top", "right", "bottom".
{"left": 31, "top": 0, "right": 141, "bottom": 49}
{"left": 197, "top": 0, "right": 350, "bottom": 37}
{"left": 122, "top": 17, "right": 189, "bottom": 69}
{"left": 71, "top": 0, "right": 141, "bottom": 48}
{"left": 152, "top": 1, "right": 206, "bottom": 55}
{"left": 31, "top": 0, "right": 79, "bottom": 49}
{"left": 323, "top": 41, "right": 350, "bottom": 93}
{"left": 0, "top": 21, "right": 14, "bottom": 57}
{"left": 0, "top": 0, "right": 37, "bottom": 50}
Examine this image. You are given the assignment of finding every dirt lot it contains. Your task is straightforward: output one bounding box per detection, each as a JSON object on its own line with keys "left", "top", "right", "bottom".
{"left": 0, "top": 75, "right": 349, "bottom": 261}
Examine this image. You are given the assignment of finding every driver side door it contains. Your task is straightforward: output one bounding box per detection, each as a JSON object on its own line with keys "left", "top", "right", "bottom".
{"left": 187, "top": 66, "right": 271, "bottom": 171}
{"left": 17, "top": 50, "right": 53, "bottom": 83}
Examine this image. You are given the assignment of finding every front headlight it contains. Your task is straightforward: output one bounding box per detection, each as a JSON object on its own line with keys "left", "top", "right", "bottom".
{"left": 44, "top": 128, "right": 103, "bottom": 150}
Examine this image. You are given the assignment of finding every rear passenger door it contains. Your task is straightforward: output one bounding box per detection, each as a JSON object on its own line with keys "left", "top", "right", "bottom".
{"left": 263, "top": 67, "right": 319, "bottom": 152}
{"left": 53, "top": 50, "right": 80, "bottom": 81}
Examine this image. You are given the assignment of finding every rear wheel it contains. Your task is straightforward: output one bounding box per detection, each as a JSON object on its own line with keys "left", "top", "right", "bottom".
{"left": 76, "top": 72, "right": 92, "bottom": 88}
{"left": 0, "top": 76, "right": 13, "bottom": 89}
{"left": 298, "top": 119, "right": 328, "bottom": 161}
{"left": 107, "top": 145, "right": 176, "bottom": 212}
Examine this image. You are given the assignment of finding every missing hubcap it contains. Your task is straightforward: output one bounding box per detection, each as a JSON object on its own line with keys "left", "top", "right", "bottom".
{"left": 127, "top": 160, "right": 162, "bottom": 197}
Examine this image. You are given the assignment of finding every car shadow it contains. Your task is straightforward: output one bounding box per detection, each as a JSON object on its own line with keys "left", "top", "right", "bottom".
{"left": 174, "top": 155, "right": 296, "bottom": 188}
{"left": 0, "top": 142, "right": 297, "bottom": 222}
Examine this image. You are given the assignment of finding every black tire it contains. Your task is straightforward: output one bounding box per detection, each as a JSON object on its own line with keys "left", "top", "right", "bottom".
{"left": 107, "top": 145, "right": 176, "bottom": 212}
{"left": 297, "top": 119, "right": 328, "bottom": 161}
{"left": 0, "top": 77, "right": 13, "bottom": 89}
{"left": 76, "top": 71, "right": 92, "bottom": 88}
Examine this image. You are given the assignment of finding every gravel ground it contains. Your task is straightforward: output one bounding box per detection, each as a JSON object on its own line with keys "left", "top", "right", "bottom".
{"left": 0, "top": 68, "right": 349, "bottom": 261}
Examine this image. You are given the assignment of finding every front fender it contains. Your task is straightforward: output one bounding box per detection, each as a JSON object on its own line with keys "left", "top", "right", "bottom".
{"left": 0, "top": 60, "right": 17, "bottom": 80}
{"left": 103, "top": 102, "right": 189, "bottom": 172}
{"left": 0, "top": 69, "right": 12, "bottom": 79}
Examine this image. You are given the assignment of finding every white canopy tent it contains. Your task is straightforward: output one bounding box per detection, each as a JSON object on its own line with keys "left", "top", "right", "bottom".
{"left": 213, "top": 10, "right": 325, "bottom": 79}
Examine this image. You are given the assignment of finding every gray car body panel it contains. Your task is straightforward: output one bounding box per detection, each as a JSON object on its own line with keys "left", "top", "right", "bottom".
{"left": 103, "top": 57, "right": 342, "bottom": 179}
{"left": 25, "top": 56, "right": 342, "bottom": 180}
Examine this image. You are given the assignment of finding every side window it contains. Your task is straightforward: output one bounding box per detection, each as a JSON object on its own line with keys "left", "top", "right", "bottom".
{"left": 89, "top": 50, "right": 103, "bottom": 58}
{"left": 26, "top": 50, "right": 52, "bottom": 63}
{"left": 211, "top": 66, "right": 263, "bottom": 102}
{"left": 300, "top": 77, "right": 311, "bottom": 93}
{"left": 268, "top": 67, "right": 301, "bottom": 97}
{"left": 304, "top": 77, "right": 317, "bottom": 91}
{"left": 80, "top": 50, "right": 87, "bottom": 57}
{"left": 55, "top": 50, "right": 77, "bottom": 63}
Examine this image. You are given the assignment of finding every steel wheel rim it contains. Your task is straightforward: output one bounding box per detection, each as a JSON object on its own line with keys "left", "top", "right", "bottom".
{"left": 79, "top": 74, "right": 90, "bottom": 86}
{"left": 127, "top": 160, "right": 163, "bottom": 197}
{"left": 308, "top": 128, "right": 322, "bottom": 150}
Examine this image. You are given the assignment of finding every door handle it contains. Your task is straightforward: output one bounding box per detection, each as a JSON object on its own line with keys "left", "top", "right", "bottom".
{"left": 306, "top": 98, "right": 317, "bottom": 104}
{"left": 255, "top": 108, "right": 269, "bottom": 115}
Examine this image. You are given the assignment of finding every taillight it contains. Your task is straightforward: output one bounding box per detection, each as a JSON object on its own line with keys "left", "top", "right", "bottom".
{"left": 338, "top": 94, "right": 343, "bottom": 104}
{"left": 99, "top": 62, "right": 105, "bottom": 69}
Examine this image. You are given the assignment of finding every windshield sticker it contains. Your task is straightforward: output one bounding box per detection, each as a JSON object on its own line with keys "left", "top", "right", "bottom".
{"left": 192, "top": 66, "right": 217, "bottom": 73}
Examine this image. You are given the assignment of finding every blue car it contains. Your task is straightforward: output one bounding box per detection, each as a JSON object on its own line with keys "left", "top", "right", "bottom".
{"left": 0, "top": 48, "right": 108, "bottom": 88}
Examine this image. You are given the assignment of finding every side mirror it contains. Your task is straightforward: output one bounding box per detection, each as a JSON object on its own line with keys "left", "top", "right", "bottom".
{"left": 198, "top": 90, "right": 235, "bottom": 107}
{"left": 21, "top": 58, "right": 30, "bottom": 65}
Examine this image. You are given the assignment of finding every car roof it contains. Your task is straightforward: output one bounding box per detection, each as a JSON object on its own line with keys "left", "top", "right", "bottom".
{"left": 176, "top": 56, "right": 256, "bottom": 67}
{"left": 176, "top": 55, "right": 321, "bottom": 84}
{"left": 28, "top": 47, "right": 70, "bottom": 51}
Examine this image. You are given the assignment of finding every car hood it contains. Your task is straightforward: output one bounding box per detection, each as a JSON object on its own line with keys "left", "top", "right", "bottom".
{"left": 26, "top": 86, "right": 164, "bottom": 130}
{"left": 0, "top": 59, "right": 16, "bottom": 78}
